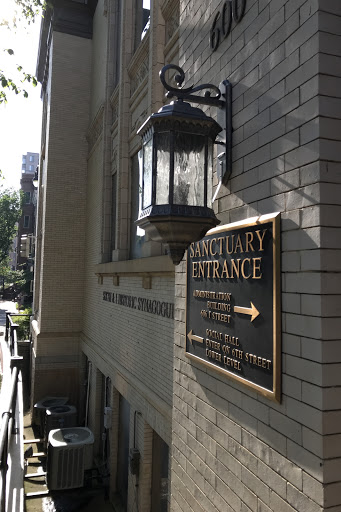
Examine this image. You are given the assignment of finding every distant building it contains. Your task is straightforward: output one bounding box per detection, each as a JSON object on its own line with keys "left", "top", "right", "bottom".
{"left": 17, "top": 152, "right": 39, "bottom": 272}
{"left": 21, "top": 152, "right": 39, "bottom": 176}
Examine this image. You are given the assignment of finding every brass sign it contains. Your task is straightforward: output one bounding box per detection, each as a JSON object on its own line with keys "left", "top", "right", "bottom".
{"left": 186, "top": 212, "right": 281, "bottom": 401}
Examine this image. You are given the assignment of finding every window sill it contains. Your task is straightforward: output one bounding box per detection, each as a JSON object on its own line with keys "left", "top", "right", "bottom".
{"left": 95, "top": 255, "right": 175, "bottom": 288}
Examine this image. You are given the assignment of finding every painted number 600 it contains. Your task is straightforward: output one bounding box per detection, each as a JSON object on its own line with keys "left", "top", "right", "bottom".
{"left": 210, "top": 0, "right": 247, "bottom": 52}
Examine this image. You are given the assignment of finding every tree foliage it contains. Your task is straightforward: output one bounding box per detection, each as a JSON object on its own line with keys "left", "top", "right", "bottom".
{"left": 0, "top": 0, "right": 44, "bottom": 103}
{"left": 0, "top": 52, "right": 38, "bottom": 104}
{"left": 11, "top": 0, "right": 45, "bottom": 24}
{"left": 2, "top": 266, "right": 31, "bottom": 289}
{"left": 0, "top": 188, "right": 22, "bottom": 266}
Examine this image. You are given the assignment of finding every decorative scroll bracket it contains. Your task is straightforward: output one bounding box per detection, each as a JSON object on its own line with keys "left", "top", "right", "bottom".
{"left": 159, "top": 64, "right": 232, "bottom": 196}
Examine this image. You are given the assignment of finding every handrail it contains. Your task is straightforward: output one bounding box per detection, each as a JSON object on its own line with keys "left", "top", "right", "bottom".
{"left": 0, "top": 312, "right": 24, "bottom": 512}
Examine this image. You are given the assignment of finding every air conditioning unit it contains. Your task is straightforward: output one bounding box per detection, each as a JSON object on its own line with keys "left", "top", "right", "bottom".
{"left": 45, "top": 405, "right": 77, "bottom": 442}
{"left": 47, "top": 427, "right": 94, "bottom": 491}
{"left": 33, "top": 396, "right": 69, "bottom": 437}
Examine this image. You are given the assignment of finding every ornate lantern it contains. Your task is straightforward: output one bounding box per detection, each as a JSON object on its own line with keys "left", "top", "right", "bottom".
{"left": 137, "top": 65, "right": 232, "bottom": 265}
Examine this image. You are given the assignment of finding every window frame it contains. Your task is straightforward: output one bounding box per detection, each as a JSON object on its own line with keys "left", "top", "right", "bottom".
{"left": 134, "top": 0, "right": 150, "bottom": 50}
{"left": 129, "top": 151, "right": 145, "bottom": 259}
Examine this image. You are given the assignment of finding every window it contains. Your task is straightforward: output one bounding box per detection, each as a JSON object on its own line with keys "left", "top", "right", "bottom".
{"left": 141, "top": 1, "right": 150, "bottom": 40}
{"left": 24, "top": 192, "right": 31, "bottom": 204}
{"left": 135, "top": 0, "right": 150, "bottom": 48}
{"left": 22, "top": 156, "right": 26, "bottom": 164}
{"left": 111, "top": 173, "right": 117, "bottom": 252}
{"left": 29, "top": 165, "right": 33, "bottom": 171}
{"left": 23, "top": 216, "right": 30, "bottom": 228}
{"left": 29, "top": 155, "right": 34, "bottom": 162}
{"left": 129, "top": 152, "right": 145, "bottom": 259}
{"left": 112, "top": 0, "right": 122, "bottom": 87}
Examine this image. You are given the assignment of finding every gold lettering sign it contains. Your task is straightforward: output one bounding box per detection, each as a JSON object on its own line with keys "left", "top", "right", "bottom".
{"left": 186, "top": 213, "right": 281, "bottom": 402}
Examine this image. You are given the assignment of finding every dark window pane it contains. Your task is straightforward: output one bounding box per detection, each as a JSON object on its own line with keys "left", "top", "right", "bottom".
{"left": 130, "top": 152, "right": 145, "bottom": 259}
{"left": 111, "top": 173, "right": 117, "bottom": 252}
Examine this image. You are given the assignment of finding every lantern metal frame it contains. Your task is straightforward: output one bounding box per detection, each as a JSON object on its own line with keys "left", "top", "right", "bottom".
{"left": 136, "top": 64, "right": 232, "bottom": 265}
{"left": 160, "top": 64, "right": 232, "bottom": 191}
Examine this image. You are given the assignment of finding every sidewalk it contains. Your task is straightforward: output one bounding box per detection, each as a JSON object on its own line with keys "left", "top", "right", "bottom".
{"left": 0, "top": 299, "right": 18, "bottom": 336}
{"left": 0, "top": 300, "right": 18, "bottom": 319}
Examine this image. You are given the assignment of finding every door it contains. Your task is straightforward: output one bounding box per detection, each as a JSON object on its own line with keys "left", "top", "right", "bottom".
{"left": 151, "top": 431, "right": 169, "bottom": 512}
{"left": 117, "top": 395, "right": 130, "bottom": 509}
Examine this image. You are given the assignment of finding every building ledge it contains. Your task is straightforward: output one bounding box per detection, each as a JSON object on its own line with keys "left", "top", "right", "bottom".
{"left": 31, "top": 319, "right": 40, "bottom": 337}
{"left": 94, "top": 255, "right": 175, "bottom": 287}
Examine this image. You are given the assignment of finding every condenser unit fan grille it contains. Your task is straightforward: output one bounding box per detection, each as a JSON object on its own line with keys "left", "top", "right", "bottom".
{"left": 48, "top": 445, "right": 85, "bottom": 490}
{"left": 57, "top": 447, "right": 84, "bottom": 489}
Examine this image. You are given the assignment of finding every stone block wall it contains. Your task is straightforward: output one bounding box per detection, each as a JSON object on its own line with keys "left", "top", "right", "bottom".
{"left": 37, "top": 31, "right": 91, "bottom": 333}
{"left": 79, "top": 2, "right": 177, "bottom": 508}
{"left": 31, "top": 30, "right": 91, "bottom": 406}
{"left": 171, "top": 0, "right": 341, "bottom": 510}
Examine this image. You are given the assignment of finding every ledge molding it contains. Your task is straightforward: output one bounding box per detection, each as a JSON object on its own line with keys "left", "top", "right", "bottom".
{"left": 94, "top": 255, "right": 175, "bottom": 278}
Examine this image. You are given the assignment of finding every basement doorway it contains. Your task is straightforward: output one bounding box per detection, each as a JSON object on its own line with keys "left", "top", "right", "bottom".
{"left": 117, "top": 395, "right": 130, "bottom": 508}
{"left": 151, "top": 431, "right": 169, "bottom": 512}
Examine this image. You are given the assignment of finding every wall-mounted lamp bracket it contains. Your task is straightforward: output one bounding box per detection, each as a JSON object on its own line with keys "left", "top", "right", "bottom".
{"left": 160, "top": 64, "right": 232, "bottom": 194}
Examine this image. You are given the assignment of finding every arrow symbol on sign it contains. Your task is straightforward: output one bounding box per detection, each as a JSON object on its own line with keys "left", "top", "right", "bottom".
{"left": 187, "top": 330, "right": 204, "bottom": 344}
{"left": 234, "top": 302, "right": 260, "bottom": 322}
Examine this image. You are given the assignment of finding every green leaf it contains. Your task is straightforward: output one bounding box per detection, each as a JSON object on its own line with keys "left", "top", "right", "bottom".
{"left": 0, "top": 189, "right": 22, "bottom": 266}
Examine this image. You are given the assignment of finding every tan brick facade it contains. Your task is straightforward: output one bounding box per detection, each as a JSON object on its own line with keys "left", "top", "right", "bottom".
{"left": 171, "top": 1, "right": 341, "bottom": 511}
{"left": 32, "top": 28, "right": 91, "bottom": 406}
{"left": 33, "top": 0, "right": 341, "bottom": 510}
{"left": 34, "top": 0, "right": 177, "bottom": 509}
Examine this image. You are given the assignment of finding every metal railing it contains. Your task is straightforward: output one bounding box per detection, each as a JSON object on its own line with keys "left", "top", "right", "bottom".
{"left": 0, "top": 313, "right": 26, "bottom": 512}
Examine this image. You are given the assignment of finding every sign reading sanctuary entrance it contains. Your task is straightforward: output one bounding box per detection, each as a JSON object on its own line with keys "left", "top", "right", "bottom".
{"left": 186, "top": 212, "right": 281, "bottom": 401}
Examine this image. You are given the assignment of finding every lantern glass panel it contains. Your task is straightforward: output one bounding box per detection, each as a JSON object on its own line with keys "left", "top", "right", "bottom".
{"left": 155, "top": 132, "right": 170, "bottom": 205}
{"left": 173, "top": 132, "right": 205, "bottom": 206}
{"left": 207, "top": 139, "right": 213, "bottom": 205}
{"left": 142, "top": 138, "right": 153, "bottom": 209}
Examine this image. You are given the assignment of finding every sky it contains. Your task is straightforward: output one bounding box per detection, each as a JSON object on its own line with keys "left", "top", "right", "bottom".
{"left": 0, "top": 1, "right": 152, "bottom": 190}
{"left": 0, "top": 1, "right": 43, "bottom": 190}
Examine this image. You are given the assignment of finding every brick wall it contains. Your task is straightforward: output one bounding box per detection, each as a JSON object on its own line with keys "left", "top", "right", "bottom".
{"left": 32, "top": 30, "right": 91, "bottom": 406}
{"left": 171, "top": 0, "right": 341, "bottom": 510}
{"left": 37, "top": 31, "right": 91, "bottom": 333}
{"left": 80, "top": 4, "right": 175, "bottom": 506}
{"left": 34, "top": 1, "right": 177, "bottom": 508}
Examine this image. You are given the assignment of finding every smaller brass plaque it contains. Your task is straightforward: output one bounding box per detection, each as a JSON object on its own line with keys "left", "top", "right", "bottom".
{"left": 185, "top": 212, "right": 281, "bottom": 401}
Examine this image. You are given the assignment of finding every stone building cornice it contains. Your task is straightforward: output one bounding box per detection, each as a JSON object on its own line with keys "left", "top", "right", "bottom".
{"left": 36, "top": 0, "right": 97, "bottom": 86}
